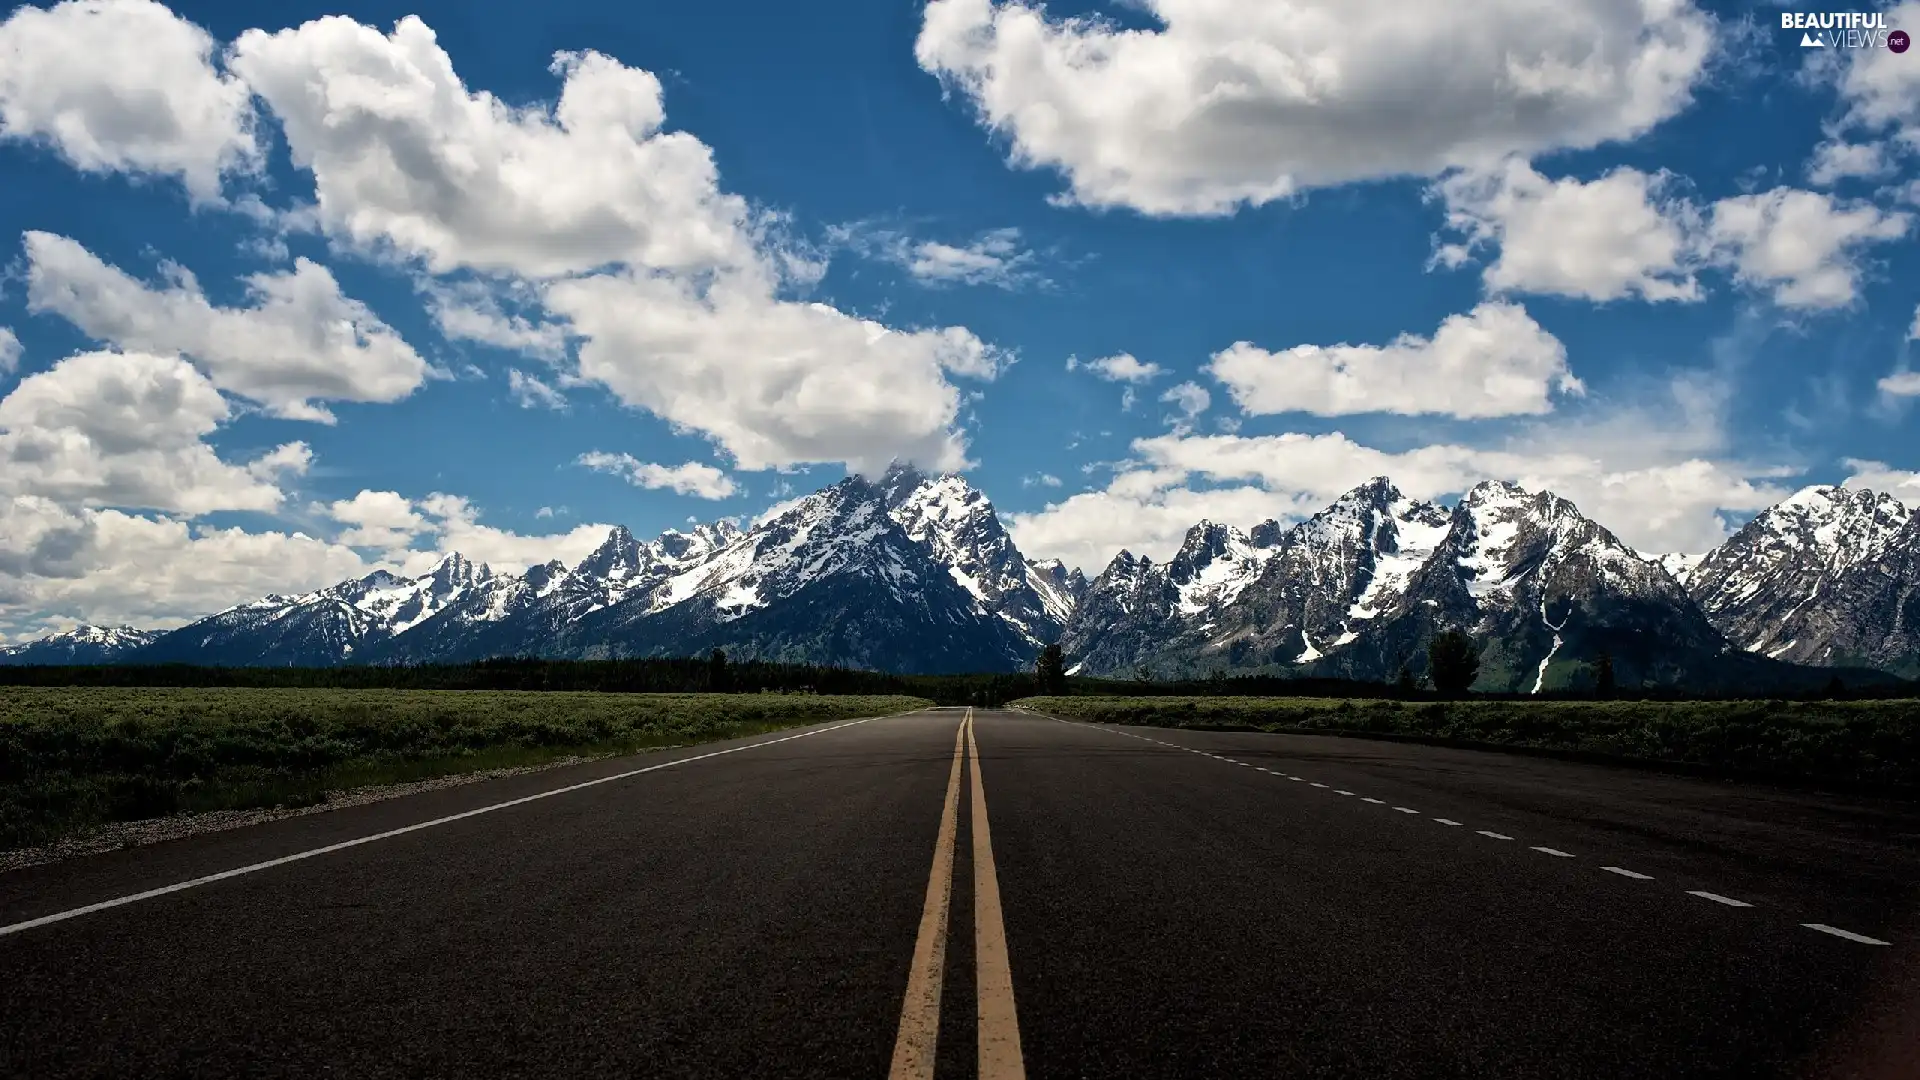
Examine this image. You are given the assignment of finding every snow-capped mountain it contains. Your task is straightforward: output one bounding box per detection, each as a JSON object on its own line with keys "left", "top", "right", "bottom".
{"left": 134, "top": 553, "right": 500, "bottom": 667}
{"left": 1680, "top": 485, "right": 1920, "bottom": 673}
{"left": 115, "top": 475, "right": 1033, "bottom": 674}
{"left": 16, "top": 470, "right": 1920, "bottom": 686}
{"left": 878, "top": 462, "right": 1075, "bottom": 648}
{"left": 546, "top": 476, "right": 1034, "bottom": 672}
{"left": 1064, "top": 477, "right": 1735, "bottom": 691}
{"left": 1061, "top": 517, "right": 1283, "bottom": 674}
{"left": 0, "top": 625, "right": 160, "bottom": 665}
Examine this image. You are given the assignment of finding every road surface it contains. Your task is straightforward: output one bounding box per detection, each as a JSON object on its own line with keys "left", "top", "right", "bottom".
{"left": 4, "top": 706, "right": 1918, "bottom": 1078}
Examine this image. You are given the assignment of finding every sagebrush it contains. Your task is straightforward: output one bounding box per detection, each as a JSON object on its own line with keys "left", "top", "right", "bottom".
{"left": 0, "top": 689, "right": 928, "bottom": 849}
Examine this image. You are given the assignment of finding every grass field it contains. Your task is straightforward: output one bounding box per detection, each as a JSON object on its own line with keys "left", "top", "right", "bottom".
{"left": 1015, "top": 695, "right": 1920, "bottom": 789}
{"left": 0, "top": 689, "right": 929, "bottom": 850}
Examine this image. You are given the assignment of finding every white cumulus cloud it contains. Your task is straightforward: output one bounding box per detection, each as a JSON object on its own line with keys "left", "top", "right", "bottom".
{"left": 577, "top": 452, "right": 738, "bottom": 499}
{"left": 1704, "top": 188, "right": 1911, "bottom": 310}
{"left": 24, "top": 231, "right": 429, "bottom": 422}
{"left": 231, "top": 13, "right": 1003, "bottom": 474}
{"left": 916, "top": 0, "right": 1714, "bottom": 216}
{"left": 1432, "top": 159, "right": 1703, "bottom": 303}
{"left": 0, "top": 350, "right": 301, "bottom": 516}
{"left": 1068, "top": 353, "right": 1164, "bottom": 383}
{"left": 0, "top": 0, "right": 259, "bottom": 202}
{"left": 0, "top": 328, "right": 19, "bottom": 376}
{"left": 1209, "top": 302, "right": 1581, "bottom": 419}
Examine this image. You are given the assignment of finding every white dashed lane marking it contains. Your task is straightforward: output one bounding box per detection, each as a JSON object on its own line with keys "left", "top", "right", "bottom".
{"left": 1802, "top": 924, "right": 1890, "bottom": 945}
{"left": 1037, "top": 711, "right": 1895, "bottom": 949}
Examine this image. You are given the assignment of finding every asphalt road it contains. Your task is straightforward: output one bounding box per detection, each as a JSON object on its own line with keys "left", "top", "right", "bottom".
{"left": 4, "top": 706, "right": 1918, "bottom": 1079}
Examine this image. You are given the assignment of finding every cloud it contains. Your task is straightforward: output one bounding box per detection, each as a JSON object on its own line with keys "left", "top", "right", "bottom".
{"left": 0, "top": 497, "right": 372, "bottom": 633}
{"left": 1434, "top": 164, "right": 1911, "bottom": 310}
{"left": 1704, "top": 188, "right": 1911, "bottom": 310}
{"left": 1432, "top": 160, "right": 1703, "bottom": 302}
{"left": 904, "top": 228, "right": 1042, "bottom": 288}
{"left": 1209, "top": 302, "right": 1581, "bottom": 419}
{"left": 398, "top": 492, "right": 616, "bottom": 575}
{"left": 233, "top": 13, "right": 1002, "bottom": 475}
{"left": 324, "top": 489, "right": 428, "bottom": 551}
{"left": 507, "top": 369, "right": 567, "bottom": 410}
{"left": 576, "top": 452, "right": 737, "bottom": 499}
{"left": 546, "top": 272, "right": 1000, "bottom": 473}
{"left": 0, "top": 0, "right": 259, "bottom": 202}
{"left": 916, "top": 0, "right": 1714, "bottom": 216}
{"left": 0, "top": 350, "right": 300, "bottom": 516}
{"left": 1159, "top": 381, "right": 1210, "bottom": 433}
{"left": 1841, "top": 457, "right": 1920, "bottom": 497}
{"left": 0, "top": 327, "right": 18, "bottom": 375}
{"left": 1878, "top": 371, "right": 1920, "bottom": 397}
{"left": 836, "top": 224, "right": 1045, "bottom": 290}
{"left": 422, "top": 278, "right": 569, "bottom": 361}
{"left": 1022, "top": 473, "right": 1062, "bottom": 488}
{"left": 229, "top": 17, "right": 755, "bottom": 278}
{"left": 1068, "top": 353, "right": 1164, "bottom": 383}
{"left": 1825, "top": 0, "right": 1920, "bottom": 150}
{"left": 1807, "top": 140, "right": 1895, "bottom": 186}
{"left": 24, "top": 232, "right": 428, "bottom": 422}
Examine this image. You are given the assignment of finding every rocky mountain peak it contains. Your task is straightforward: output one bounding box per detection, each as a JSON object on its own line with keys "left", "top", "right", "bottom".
{"left": 575, "top": 525, "right": 649, "bottom": 581}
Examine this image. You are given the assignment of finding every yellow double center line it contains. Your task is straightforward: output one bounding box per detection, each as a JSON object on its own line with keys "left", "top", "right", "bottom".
{"left": 889, "top": 709, "right": 1026, "bottom": 1080}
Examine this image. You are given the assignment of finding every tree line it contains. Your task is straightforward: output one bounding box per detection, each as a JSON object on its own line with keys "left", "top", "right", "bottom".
{"left": 0, "top": 636, "right": 1899, "bottom": 703}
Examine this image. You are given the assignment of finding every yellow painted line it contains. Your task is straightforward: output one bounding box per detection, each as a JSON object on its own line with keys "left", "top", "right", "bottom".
{"left": 968, "top": 709, "right": 1028, "bottom": 1080}
{"left": 888, "top": 713, "right": 968, "bottom": 1080}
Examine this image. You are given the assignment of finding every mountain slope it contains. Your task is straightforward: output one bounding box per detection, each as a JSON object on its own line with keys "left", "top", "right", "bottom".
{"left": 134, "top": 555, "right": 498, "bottom": 667}
{"left": 1683, "top": 486, "right": 1920, "bottom": 674}
{"left": 552, "top": 477, "right": 1034, "bottom": 672}
{"left": 1064, "top": 478, "right": 1742, "bottom": 691}
{"left": 0, "top": 625, "right": 161, "bottom": 665}
{"left": 879, "top": 463, "right": 1074, "bottom": 649}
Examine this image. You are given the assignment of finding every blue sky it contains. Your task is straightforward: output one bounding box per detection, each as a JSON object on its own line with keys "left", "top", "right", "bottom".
{"left": 2, "top": 0, "right": 1919, "bottom": 637}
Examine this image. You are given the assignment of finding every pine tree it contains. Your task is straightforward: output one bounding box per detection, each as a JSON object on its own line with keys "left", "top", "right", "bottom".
{"left": 708, "top": 648, "right": 731, "bottom": 693}
{"left": 1035, "top": 642, "right": 1067, "bottom": 697}
{"left": 1594, "top": 649, "right": 1616, "bottom": 697}
{"left": 1427, "top": 630, "right": 1480, "bottom": 695}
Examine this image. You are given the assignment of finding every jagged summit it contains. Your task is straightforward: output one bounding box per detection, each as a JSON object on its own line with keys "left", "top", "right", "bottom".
{"left": 1683, "top": 482, "right": 1917, "bottom": 670}
{"left": 18, "top": 471, "right": 1917, "bottom": 687}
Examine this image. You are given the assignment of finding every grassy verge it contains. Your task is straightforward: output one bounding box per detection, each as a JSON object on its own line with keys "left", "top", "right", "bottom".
{"left": 1015, "top": 695, "right": 1920, "bottom": 790}
{"left": 1, "top": 688, "right": 930, "bottom": 850}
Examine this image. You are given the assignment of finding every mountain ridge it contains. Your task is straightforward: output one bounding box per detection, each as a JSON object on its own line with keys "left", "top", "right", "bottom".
{"left": 9, "top": 473, "right": 1919, "bottom": 689}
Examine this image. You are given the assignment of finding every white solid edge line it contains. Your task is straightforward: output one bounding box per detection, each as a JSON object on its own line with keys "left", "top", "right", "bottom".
{"left": 0, "top": 710, "right": 912, "bottom": 939}
{"left": 1601, "top": 866, "right": 1653, "bottom": 880}
{"left": 1530, "top": 847, "right": 1575, "bottom": 858}
{"left": 1802, "top": 923, "right": 1891, "bottom": 945}
{"left": 1688, "top": 890, "right": 1753, "bottom": 908}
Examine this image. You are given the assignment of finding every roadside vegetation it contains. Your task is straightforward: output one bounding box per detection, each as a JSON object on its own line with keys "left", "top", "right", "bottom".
{"left": 0, "top": 688, "right": 928, "bottom": 850}
{"left": 1014, "top": 695, "right": 1920, "bottom": 790}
